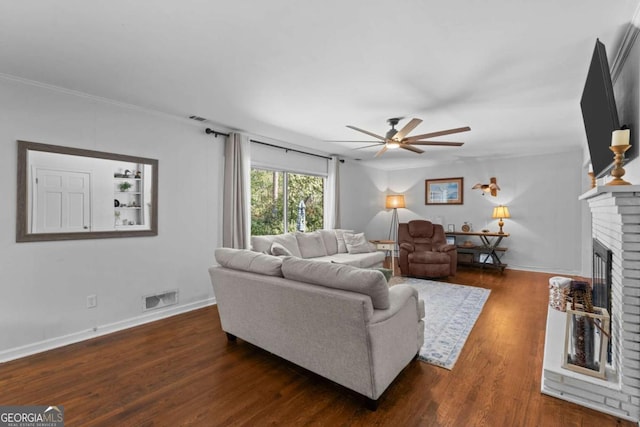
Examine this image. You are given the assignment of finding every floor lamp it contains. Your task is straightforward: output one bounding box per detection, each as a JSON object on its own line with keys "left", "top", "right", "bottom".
{"left": 386, "top": 194, "right": 405, "bottom": 256}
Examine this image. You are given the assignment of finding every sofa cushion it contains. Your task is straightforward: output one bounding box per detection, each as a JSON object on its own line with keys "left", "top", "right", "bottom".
{"left": 251, "top": 234, "right": 302, "bottom": 257}
{"left": 319, "top": 229, "right": 339, "bottom": 255}
{"left": 335, "top": 229, "right": 354, "bottom": 253}
{"left": 295, "top": 231, "right": 328, "bottom": 258}
{"left": 215, "top": 248, "right": 283, "bottom": 277}
{"left": 270, "top": 242, "right": 292, "bottom": 257}
{"left": 409, "top": 251, "right": 450, "bottom": 264}
{"left": 281, "top": 257, "right": 389, "bottom": 309}
{"left": 323, "top": 252, "right": 386, "bottom": 268}
{"left": 344, "top": 232, "right": 376, "bottom": 254}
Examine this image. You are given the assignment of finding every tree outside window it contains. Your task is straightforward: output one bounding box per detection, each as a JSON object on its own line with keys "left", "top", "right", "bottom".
{"left": 251, "top": 168, "right": 324, "bottom": 236}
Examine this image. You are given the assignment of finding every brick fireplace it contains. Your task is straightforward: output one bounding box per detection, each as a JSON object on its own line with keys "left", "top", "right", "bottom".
{"left": 541, "top": 186, "right": 640, "bottom": 422}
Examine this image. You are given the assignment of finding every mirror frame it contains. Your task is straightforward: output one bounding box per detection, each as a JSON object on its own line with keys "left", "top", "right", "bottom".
{"left": 16, "top": 140, "right": 159, "bottom": 242}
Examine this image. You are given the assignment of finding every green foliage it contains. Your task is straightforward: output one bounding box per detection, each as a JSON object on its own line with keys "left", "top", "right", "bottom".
{"left": 251, "top": 169, "right": 324, "bottom": 236}
{"left": 251, "top": 169, "right": 284, "bottom": 236}
{"left": 118, "top": 181, "right": 132, "bottom": 192}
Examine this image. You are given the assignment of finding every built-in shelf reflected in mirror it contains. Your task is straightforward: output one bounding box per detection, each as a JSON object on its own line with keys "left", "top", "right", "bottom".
{"left": 17, "top": 140, "right": 158, "bottom": 242}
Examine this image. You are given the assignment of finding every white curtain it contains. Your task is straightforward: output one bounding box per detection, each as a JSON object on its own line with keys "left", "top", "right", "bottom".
{"left": 323, "top": 156, "right": 340, "bottom": 229}
{"left": 223, "top": 132, "right": 251, "bottom": 249}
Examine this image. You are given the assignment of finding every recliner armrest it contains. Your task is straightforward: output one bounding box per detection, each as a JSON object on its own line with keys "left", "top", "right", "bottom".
{"left": 399, "top": 242, "right": 414, "bottom": 252}
{"left": 435, "top": 243, "right": 456, "bottom": 252}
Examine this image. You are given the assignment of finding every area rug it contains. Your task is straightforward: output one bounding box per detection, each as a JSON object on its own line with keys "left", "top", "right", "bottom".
{"left": 397, "top": 277, "right": 491, "bottom": 370}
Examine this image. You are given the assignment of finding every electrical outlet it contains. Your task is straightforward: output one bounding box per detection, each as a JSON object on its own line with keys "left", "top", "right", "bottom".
{"left": 87, "top": 294, "right": 97, "bottom": 309}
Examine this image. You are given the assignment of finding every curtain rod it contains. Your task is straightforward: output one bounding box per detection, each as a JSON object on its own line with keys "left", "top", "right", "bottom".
{"left": 249, "top": 139, "right": 332, "bottom": 160}
{"left": 205, "top": 128, "right": 230, "bottom": 138}
{"left": 205, "top": 128, "right": 332, "bottom": 160}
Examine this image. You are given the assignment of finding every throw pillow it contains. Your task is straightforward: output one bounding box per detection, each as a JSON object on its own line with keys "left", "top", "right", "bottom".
{"left": 344, "top": 232, "right": 375, "bottom": 254}
{"left": 270, "top": 242, "right": 292, "bottom": 257}
{"left": 251, "top": 233, "right": 302, "bottom": 257}
{"left": 375, "top": 268, "right": 393, "bottom": 282}
{"left": 281, "top": 257, "right": 390, "bottom": 309}
{"left": 335, "top": 229, "right": 354, "bottom": 253}
{"left": 295, "top": 231, "right": 328, "bottom": 258}
{"left": 215, "top": 248, "right": 283, "bottom": 277}
{"left": 319, "top": 229, "right": 339, "bottom": 255}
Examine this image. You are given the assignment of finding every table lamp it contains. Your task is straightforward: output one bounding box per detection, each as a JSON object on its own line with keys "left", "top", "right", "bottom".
{"left": 492, "top": 205, "right": 510, "bottom": 234}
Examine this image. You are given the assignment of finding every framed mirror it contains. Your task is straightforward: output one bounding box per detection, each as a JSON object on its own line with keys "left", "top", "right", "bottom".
{"left": 17, "top": 140, "right": 158, "bottom": 242}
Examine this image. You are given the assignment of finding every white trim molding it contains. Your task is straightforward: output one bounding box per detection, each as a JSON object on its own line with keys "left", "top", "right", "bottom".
{"left": 611, "top": 5, "right": 640, "bottom": 83}
{"left": 0, "top": 297, "right": 216, "bottom": 364}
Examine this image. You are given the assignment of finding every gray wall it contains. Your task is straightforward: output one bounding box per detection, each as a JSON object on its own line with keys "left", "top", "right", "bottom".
{"left": 0, "top": 77, "right": 223, "bottom": 361}
{"left": 339, "top": 149, "right": 584, "bottom": 275}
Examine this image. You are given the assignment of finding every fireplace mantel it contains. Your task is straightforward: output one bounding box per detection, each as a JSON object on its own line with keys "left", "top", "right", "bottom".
{"left": 541, "top": 187, "right": 640, "bottom": 422}
{"left": 578, "top": 184, "right": 640, "bottom": 200}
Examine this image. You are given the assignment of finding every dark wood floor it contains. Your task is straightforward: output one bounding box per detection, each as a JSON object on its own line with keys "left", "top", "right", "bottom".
{"left": 0, "top": 266, "right": 633, "bottom": 426}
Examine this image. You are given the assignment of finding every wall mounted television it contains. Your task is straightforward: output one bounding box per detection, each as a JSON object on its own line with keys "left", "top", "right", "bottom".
{"left": 580, "top": 39, "right": 630, "bottom": 178}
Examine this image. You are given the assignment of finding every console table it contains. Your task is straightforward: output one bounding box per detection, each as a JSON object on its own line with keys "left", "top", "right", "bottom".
{"left": 445, "top": 231, "right": 509, "bottom": 271}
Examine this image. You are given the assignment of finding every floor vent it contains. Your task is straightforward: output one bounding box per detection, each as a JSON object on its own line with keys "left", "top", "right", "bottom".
{"left": 143, "top": 290, "right": 178, "bottom": 311}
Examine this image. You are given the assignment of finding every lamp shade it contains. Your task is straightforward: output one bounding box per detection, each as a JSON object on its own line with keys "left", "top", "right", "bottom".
{"left": 492, "top": 205, "right": 511, "bottom": 219}
{"left": 385, "top": 194, "right": 406, "bottom": 209}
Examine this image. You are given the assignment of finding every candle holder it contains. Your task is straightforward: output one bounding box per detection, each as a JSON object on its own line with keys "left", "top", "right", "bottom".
{"left": 588, "top": 171, "right": 596, "bottom": 189}
{"left": 608, "top": 144, "right": 632, "bottom": 185}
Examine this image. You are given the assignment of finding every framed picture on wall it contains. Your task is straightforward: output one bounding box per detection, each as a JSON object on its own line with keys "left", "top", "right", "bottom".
{"left": 425, "top": 177, "right": 464, "bottom": 205}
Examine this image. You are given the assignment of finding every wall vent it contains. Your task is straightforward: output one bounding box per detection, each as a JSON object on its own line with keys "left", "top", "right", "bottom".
{"left": 188, "top": 115, "right": 207, "bottom": 122}
{"left": 143, "top": 290, "right": 178, "bottom": 311}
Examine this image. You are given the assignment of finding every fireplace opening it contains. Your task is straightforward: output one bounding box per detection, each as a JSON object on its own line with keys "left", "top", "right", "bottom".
{"left": 592, "top": 238, "right": 612, "bottom": 363}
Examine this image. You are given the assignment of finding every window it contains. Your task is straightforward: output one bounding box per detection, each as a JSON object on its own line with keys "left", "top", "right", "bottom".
{"left": 251, "top": 168, "right": 324, "bottom": 235}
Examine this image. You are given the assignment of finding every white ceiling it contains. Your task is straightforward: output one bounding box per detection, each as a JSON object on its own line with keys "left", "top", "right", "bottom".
{"left": 2, "top": 1, "right": 639, "bottom": 170}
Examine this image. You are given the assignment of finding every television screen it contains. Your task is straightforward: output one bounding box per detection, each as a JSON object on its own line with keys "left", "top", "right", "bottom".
{"left": 580, "top": 39, "right": 621, "bottom": 178}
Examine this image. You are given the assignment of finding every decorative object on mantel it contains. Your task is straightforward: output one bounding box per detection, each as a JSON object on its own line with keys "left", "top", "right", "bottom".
{"left": 472, "top": 177, "right": 500, "bottom": 196}
{"left": 461, "top": 222, "right": 472, "bottom": 232}
{"left": 492, "top": 205, "right": 510, "bottom": 234}
{"left": 587, "top": 164, "right": 596, "bottom": 189}
{"left": 608, "top": 128, "right": 632, "bottom": 185}
{"left": 563, "top": 281, "right": 610, "bottom": 379}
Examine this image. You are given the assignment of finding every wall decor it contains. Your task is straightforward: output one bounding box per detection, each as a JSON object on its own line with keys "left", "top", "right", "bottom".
{"left": 425, "top": 177, "right": 464, "bottom": 205}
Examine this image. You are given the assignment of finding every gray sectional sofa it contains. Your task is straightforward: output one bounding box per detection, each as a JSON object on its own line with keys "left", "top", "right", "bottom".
{"left": 250, "top": 229, "right": 386, "bottom": 268}
{"left": 209, "top": 246, "right": 425, "bottom": 409}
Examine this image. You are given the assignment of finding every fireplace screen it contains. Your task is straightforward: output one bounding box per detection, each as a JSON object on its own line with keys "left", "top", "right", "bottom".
{"left": 563, "top": 304, "right": 610, "bottom": 379}
{"left": 592, "top": 238, "right": 612, "bottom": 363}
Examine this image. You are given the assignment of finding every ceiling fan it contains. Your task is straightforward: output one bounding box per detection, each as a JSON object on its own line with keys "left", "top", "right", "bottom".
{"left": 346, "top": 118, "right": 470, "bottom": 157}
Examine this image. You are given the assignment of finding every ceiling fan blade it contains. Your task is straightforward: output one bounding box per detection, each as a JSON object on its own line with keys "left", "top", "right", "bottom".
{"left": 323, "top": 140, "right": 382, "bottom": 142}
{"left": 346, "top": 125, "right": 386, "bottom": 141}
{"left": 399, "top": 144, "right": 424, "bottom": 154}
{"left": 408, "top": 141, "right": 464, "bottom": 146}
{"left": 394, "top": 118, "right": 423, "bottom": 141}
{"left": 351, "top": 143, "right": 385, "bottom": 150}
{"left": 374, "top": 146, "right": 388, "bottom": 157}
{"left": 405, "top": 126, "right": 471, "bottom": 142}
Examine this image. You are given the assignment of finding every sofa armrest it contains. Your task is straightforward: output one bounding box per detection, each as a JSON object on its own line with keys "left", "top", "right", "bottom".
{"left": 370, "top": 285, "right": 422, "bottom": 324}
{"left": 399, "top": 242, "right": 414, "bottom": 253}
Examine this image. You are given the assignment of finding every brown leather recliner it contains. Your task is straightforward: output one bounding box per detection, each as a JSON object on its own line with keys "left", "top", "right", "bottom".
{"left": 398, "top": 220, "right": 457, "bottom": 278}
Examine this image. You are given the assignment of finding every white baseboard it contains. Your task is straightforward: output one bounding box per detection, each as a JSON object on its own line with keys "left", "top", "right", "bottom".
{"left": 0, "top": 297, "right": 216, "bottom": 364}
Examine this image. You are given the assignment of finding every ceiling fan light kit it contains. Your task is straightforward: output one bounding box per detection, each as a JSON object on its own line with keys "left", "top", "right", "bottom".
{"left": 346, "top": 117, "right": 470, "bottom": 157}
